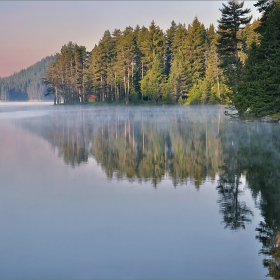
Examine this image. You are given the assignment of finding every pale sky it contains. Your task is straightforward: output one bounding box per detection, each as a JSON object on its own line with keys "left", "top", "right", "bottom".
{"left": 0, "top": 1, "right": 260, "bottom": 78}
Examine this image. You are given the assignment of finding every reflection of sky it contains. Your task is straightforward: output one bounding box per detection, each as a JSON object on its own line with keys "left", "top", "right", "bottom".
{"left": 0, "top": 106, "right": 267, "bottom": 279}
{"left": 0, "top": 1, "right": 260, "bottom": 77}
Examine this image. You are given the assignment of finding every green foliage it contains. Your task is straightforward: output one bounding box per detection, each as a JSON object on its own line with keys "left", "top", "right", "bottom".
{"left": 184, "top": 17, "right": 206, "bottom": 88}
{"left": 177, "top": 96, "right": 184, "bottom": 105}
{"left": 37, "top": 7, "right": 279, "bottom": 116}
{"left": 166, "top": 51, "right": 188, "bottom": 101}
{"left": 172, "top": 23, "right": 188, "bottom": 56}
{"left": 162, "top": 84, "right": 174, "bottom": 104}
{"left": 239, "top": 20, "right": 260, "bottom": 64}
{"left": 205, "top": 26, "right": 225, "bottom": 104}
{"left": 217, "top": 1, "right": 252, "bottom": 97}
{"left": 129, "top": 88, "right": 139, "bottom": 104}
{"left": 186, "top": 79, "right": 219, "bottom": 105}
{"left": 187, "top": 79, "right": 209, "bottom": 105}
{"left": 140, "top": 55, "right": 165, "bottom": 103}
{"left": 44, "top": 42, "right": 91, "bottom": 104}
{"left": 235, "top": 0, "right": 280, "bottom": 117}
{"left": 165, "top": 20, "right": 178, "bottom": 76}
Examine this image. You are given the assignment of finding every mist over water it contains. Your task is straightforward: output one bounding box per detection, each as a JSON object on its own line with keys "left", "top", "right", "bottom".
{"left": 0, "top": 103, "right": 280, "bottom": 279}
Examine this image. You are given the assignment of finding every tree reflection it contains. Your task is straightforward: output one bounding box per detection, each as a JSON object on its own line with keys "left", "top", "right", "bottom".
{"left": 19, "top": 107, "right": 225, "bottom": 187}
{"left": 15, "top": 106, "right": 280, "bottom": 277}
{"left": 255, "top": 221, "right": 280, "bottom": 279}
{"left": 217, "top": 176, "right": 253, "bottom": 230}
{"left": 216, "top": 127, "right": 253, "bottom": 230}
{"left": 88, "top": 109, "right": 224, "bottom": 188}
{"left": 234, "top": 123, "right": 280, "bottom": 278}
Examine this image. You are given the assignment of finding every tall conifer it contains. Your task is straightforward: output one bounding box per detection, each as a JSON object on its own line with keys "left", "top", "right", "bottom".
{"left": 217, "top": 1, "right": 252, "bottom": 99}
{"left": 235, "top": 0, "right": 280, "bottom": 116}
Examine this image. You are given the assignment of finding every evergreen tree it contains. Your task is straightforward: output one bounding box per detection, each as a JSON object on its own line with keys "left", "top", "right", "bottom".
{"left": 206, "top": 27, "right": 221, "bottom": 101}
{"left": 184, "top": 17, "right": 206, "bottom": 89}
{"left": 206, "top": 24, "right": 215, "bottom": 45}
{"left": 136, "top": 26, "right": 150, "bottom": 82}
{"left": 165, "top": 50, "right": 188, "bottom": 102}
{"left": 205, "top": 26, "right": 231, "bottom": 104}
{"left": 254, "top": 0, "right": 275, "bottom": 32}
{"left": 111, "top": 28, "right": 123, "bottom": 102}
{"left": 44, "top": 42, "right": 89, "bottom": 104}
{"left": 235, "top": 0, "right": 280, "bottom": 117}
{"left": 238, "top": 20, "right": 260, "bottom": 64}
{"left": 186, "top": 23, "right": 232, "bottom": 105}
{"left": 164, "top": 20, "right": 178, "bottom": 76}
{"left": 98, "top": 31, "right": 114, "bottom": 101}
{"left": 118, "top": 26, "right": 138, "bottom": 104}
{"left": 89, "top": 31, "right": 114, "bottom": 102}
{"left": 140, "top": 55, "right": 165, "bottom": 103}
{"left": 172, "top": 23, "right": 188, "bottom": 56}
{"left": 217, "top": 1, "right": 252, "bottom": 100}
{"left": 148, "top": 20, "right": 165, "bottom": 62}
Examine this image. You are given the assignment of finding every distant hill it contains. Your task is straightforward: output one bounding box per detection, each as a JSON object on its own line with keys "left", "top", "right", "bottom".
{"left": 0, "top": 55, "right": 55, "bottom": 101}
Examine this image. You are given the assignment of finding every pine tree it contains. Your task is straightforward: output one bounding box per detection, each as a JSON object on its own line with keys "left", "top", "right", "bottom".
{"left": 172, "top": 23, "right": 188, "bottom": 57}
{"left": 148, "top": 20, "right": 165, "bottom": 61}
{"left": 140, "top": 55, "right": 165, "bottom": 103}
{"left": 235, "top": 0, "right": 280, "bottom": 117}
{"left": 205, "top": 26, "right": 231, "bottom": 104}
{"left": 123, "top": 26, "right": 138, "bottom": 104}
{"left": 238, "top": 20, "right": 260, "bottom": 64}
{"left": 44, "top": 42, "right": 89, "bottom": 104}
{"left": 206, "top": 24, "right": 215, "bottom": 45}
{"left": 165, "top": 50, "right": 188, "bottom": 102}
{"left": 136, "top": 26, "right": 150, "bottom": 83}
{"left": 164, "top": 20, "right": 178, "bottom": 76}
{"left": 89, "top": 31, "right": 114, "bottom": 102}
{"left": 185, "top": 17, "right": 206, "bottom": 87}
{"left": 111, "top": 28, "right": 122, "bottom": 102}
{"left": 44, "top": 60, "right": 61, "bottom": 104}
{"left": 217, "top": 1, "right": 252, "bottom": 100}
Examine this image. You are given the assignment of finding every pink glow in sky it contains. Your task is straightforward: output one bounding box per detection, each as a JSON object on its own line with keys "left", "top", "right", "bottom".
{"left": 0, "top": 1, "right": 260, "bottom": 78}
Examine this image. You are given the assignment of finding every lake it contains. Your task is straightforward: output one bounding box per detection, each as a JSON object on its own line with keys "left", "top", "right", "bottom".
{"left": 0, "top": 102, "right": 280, "bottom": 279}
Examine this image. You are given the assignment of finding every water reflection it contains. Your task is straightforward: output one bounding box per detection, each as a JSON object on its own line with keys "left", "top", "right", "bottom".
{"left": 22, "top": 107, "right": 226, "bottom": 187}
{"left": 217, "top": 177, "right": 253, "bottom": 230}
{"left": 4, "top": 105, "right": 280, "bottom": 278}
{"left": 19, "top": 106, "right": 257, "bottom": 232}
{"left": 249, "top": 140, "right": 280, "bottom": 278}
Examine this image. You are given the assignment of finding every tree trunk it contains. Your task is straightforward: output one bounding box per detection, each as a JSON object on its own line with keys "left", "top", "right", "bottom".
{"left": 82, "top": 62, "right": 85, "bottom": 103}
{"left": 54, "top": 87, "right": 57, "bottom": 105}
{"left": 217, "top": 75, "right": 221, "bottom": 100}
{"left": 124, "top": 75, "right": 127, "bottom": 104}
{"left": 127, "top": 68, "right": 130, "bottom": 104}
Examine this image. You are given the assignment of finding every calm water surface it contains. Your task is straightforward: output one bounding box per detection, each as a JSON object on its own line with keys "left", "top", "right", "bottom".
{"left": 0, "top": 102, "right": 280, "bottom": 279}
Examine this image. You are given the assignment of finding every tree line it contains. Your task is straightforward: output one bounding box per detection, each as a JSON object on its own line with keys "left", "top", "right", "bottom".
{"left": 44, "top": 1, "right": 278, "bottom": 112}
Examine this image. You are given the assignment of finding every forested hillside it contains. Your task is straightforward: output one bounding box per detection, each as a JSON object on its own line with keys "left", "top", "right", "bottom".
{"left": 0, "top": 56, "right": 55, "bottom": 101}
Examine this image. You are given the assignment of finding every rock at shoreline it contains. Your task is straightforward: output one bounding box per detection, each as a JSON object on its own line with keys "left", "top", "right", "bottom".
{"left": 261, "top": 116, "right": 273, "bottom": 122}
